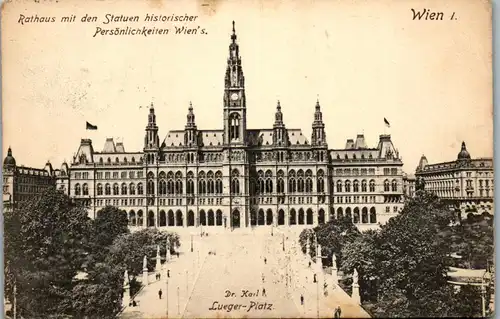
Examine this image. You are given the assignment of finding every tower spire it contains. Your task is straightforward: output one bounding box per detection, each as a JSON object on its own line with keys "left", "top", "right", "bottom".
{"left": 311, "top": 99, "right": 326, "bottom": 146}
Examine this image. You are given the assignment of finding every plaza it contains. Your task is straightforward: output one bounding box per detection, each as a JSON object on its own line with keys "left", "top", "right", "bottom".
{"left": 120, "top": 228, "right": 370, "bottom": 318}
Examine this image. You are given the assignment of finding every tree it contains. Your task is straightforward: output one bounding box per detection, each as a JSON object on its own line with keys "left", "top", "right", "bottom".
{"left": 299, "top": 217, "right": 360, "bottom": 267}
{"left": 71, "top": 262, "right": 124, "bottom": 319}
{"left": 90, "top": 206, "right": 129, "bottom": 263}
{"left": 4, "top": 188, "right": 91, "bottom": 318}
{"left": 107, "top": 228, "right": 181, "bottom": 278}
{"left": 451, "top": 213, "right": 494, "bottom": 269}
{"left": 341, "top": 229, "right": 381, "bottom": 301}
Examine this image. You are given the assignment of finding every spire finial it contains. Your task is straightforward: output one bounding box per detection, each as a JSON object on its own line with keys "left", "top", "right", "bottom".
{"left": 231, "top": 21, "right": 237, "bottom": 42}
{"left": 189, "top": 101, "right": 193, "bottom": 111}
{"left": 461, "top": 141, "right": 466, "bottom": 149}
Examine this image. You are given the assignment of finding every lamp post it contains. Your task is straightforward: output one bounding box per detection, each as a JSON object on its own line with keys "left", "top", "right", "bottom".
{"left": 177, "top": 286, "right": 180, "bottom": 315}
{"left": 166, "top": 277, "right": 169, "bottom": 317}
{"left": 282, "top": 233, "right": 285, "bottom": 251}
{"left": 481, "top": 270, "right": 489, "bottom": 317}
{"left": 190, "top": 235, "right": 193, "bottom": 252}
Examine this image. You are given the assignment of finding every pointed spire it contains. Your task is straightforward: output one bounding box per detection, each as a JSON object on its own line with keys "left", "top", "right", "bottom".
{"left": 186, "top": 101, "right": 196, "bottom": 129}
{"left": 277, "top": 100, "right": 281, "bottom": 111}
{"left": 7, "top": 147, "right": 12, "bottom": 156}
{"left": 231, "top": 21, "right": 237, "bottom": 42}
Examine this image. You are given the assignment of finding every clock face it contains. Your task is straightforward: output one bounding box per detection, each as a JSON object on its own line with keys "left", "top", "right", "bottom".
{"left": 231, "top": 93, "right": 239, "bottom": 101}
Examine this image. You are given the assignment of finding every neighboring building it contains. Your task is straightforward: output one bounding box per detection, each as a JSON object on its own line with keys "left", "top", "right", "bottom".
{"left": 2, "top": 147, "right": 57, "bottom": 211}
{"left": 55, "top": 22, "right": 404, "bottom": 231}
{"left": 402, "top": 173, "right": 416, "bottom": 198}
{"left": 415, "top": 141, "right": 494, "bottom": 217}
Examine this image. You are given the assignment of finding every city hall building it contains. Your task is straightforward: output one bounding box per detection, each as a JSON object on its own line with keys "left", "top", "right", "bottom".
{"left": 51, "top": 23, "right": 404, "bottom": 231}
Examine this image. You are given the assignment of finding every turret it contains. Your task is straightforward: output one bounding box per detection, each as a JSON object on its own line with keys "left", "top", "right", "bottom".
{"left": 311, "top": 99, "right": 326, "bottom": 146}
{"left": 144, "top": 102, "right": 160, "bottom": 164}
{"left": 272, "top": 100, "right": 288, "bottom": 147}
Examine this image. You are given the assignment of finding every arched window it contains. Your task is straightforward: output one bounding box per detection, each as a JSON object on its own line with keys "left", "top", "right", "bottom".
{"left": 298, "top": 209, "right": 305, "bottom": 225}
{"left": 306, "top": 209, "right": 313, "bottom": 225}
{"left": 82, "top": 183, "right": 88, "bottom": 196}
{"left": 317, "top": 170, "right": 325, "bottom": 193}
{"left": 289, "top": 209, "right": 296, "bottom": 225}
{"left": 231, "top": 169, "right": 240, "bottom": 194}
{"left": 391, "top": 179, "right": 397, "bottom": 192}
{"left": 353, "top": 180, "right": 359, "bottom": 192}
{"left": 353, "top": 207, "right": 360, "bottom": 223}
{"left": 113, "top": 183, "right": 119, "bottom": 195}
{"left": 277, "top": 170, "right": 285, "bottom": 193}
{"left": 105, "top": 183, "right": 111, "bottom": 195}
{"left": 137, "top": 183, "right": 143, "bottom": 195}
{"left": 346, "top": 207, "right": 352, "bottom": 219}
{"left": 147, "top": 180, "right": 155, "bottom": 195}
{"left": 97, "top": 183, "right": 103, "bottom": 195}
{"left": 129, "top": 183, "right": 135, "bottom": 195}
{"left": 265, "top": 170, "right": 273, "bottom": 194}
{"left": 258, "top": 209, "right": 265, "bottom": 225}
{"left": 137, "top": 210, "right": 143, "bottom": 226}
{"left": 266, "top": 209, "right": 273, "bottom": 225}
{"left": 208, "top": 210, "right": 215, "bottom": 226}
{"left": 370, "top": 207, "right": 377, "bottom": 223}
{"left": 159, "top": 210, "right": 166, "bottom": 227}
{"left": 175, "top": 171, "right": 183, "bottom": 195}
{"left": 129, "top": 210, "right": 136, "bottom": 226}
{"left": 337, "top": 207, "right": 343, "bottom": 219}
{"left": 229, "top": 113, "right": 241, "bottom": 140}
{"left": 75, "top": 183, "right": 81, "bottom": 196}
{"left": 216, "top": 210, "right": 223, "bottom": 226}
{"left": 305, "top": 170, "right": 313, "bottom": 193}
{"left": 187, "top": 172, "right": 195, "bottom": 195}
{"left": 278, "top": 209, "right": 285, "bottom": 225}
{"left": 345, "top": 180, "right": 351, "bottom": 192}
{"left": 384, "top": 179, "right": 390, "bottom": 192}
{"left": 199, "top": 210, "right": 206, "bottom": 226}
{"left": 176, "top": 210, "right": 183, "bottom": 226}
{"left": 168, "top": 210, "right": 175, "bottom": 226}
{"left": 198, "top": 171, "right": 206, "bottom": 195}
{"left": 288, "top": 170, "right": 296, "bottom": 193}
{"left": 362, "top": 207, "right": 368, "bottom": 223}
{"left": 297, "top": 170, "right": 305, "bottom": 192}
{"left": 361, "top": 180, "right": 367, "bottom": 192}
{"left": 250, "top": 210, "right": 257, "bottom": 226}
{"left": 119, "top": 183, "right": 126, "bottom": 195}
{"left": 215, "top": 171, "right": 223, "bottom": 194}
{"left": 336, "top": 180, "right": 342, "bottom": 193}
{"left": 187, "top": 211, "right": 195, "bottom": 226}
{"left": 369, "top": 180, "right": 375, "bottom": 192}
{"left": 318, "top": 209, "right": 325, "bottom": 224}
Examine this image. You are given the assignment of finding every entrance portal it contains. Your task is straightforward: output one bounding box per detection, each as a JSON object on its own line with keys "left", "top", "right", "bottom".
{"left": 232, "top": 210, "right": 241, "bottom": 228}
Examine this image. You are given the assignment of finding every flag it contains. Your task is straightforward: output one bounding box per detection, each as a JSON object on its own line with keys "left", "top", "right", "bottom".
{"left": 86, "top": 121, "right": 98, "bottom": 130}
{"left": 384, "top": 118, "right": 390, "bottom": 128}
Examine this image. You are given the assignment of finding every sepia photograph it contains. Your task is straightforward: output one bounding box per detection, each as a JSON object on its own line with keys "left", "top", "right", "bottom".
{"left": 1, "top": 0, "right": 494, "bottom": 318}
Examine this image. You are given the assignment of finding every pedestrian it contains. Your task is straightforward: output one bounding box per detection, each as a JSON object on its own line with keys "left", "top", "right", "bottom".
{"left": 177, "top": 252, "right": 180, "bottom": 258}
{"left": 308, "top": 261, "right": 311, "bottom": 268}
{"left": 264, "top": 257, "right": 267, "bottom": 264}
{"left": 158, "top": 273, "right": 161, "bottom": 280}
{"left": 334, "top": 306, "right": 342, "bottom": 318}
{"left": 313, "top": 273, "right": 317, "bottom": 283}
{"left": 167, "top": 270, "right": 170, "bottom": 278}
{"left": 262, "top": 288, "right": 266, "bottom": 297}
{"left": 300, "top": 294, "right": 304, "bottom": 305}
{"left": 158, "top": 289, "right": 163, "bottom": 299}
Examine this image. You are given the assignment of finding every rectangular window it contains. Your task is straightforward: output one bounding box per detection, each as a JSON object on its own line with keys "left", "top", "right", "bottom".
{"left": 105, "top": 172, "right": 111, "bottom": 179}
{"left": 386, "top": 206, "right": 390, "bottom": 213}
{"left": 113, "top": 172, "right": 118, "bottom": 179}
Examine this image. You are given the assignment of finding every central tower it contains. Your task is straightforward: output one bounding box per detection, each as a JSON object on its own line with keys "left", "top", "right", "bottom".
{"left": 223, "top": 21, "right": 247, "bottom": 146}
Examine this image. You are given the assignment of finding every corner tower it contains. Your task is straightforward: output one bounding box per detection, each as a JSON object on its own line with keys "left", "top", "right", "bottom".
{"left": 144, "top": 102, "right": 160, "bottom": 164}
{"left": 223, "top": 21, "right": 247, "bottom": 145}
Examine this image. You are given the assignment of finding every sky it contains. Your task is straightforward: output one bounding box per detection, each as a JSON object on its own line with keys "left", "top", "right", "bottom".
{"left": 2, "top": 0, "right": 493, "bottom": 172}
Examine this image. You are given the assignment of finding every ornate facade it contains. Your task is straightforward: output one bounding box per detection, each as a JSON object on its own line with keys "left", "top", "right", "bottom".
{"left": 415, "top": 142, "right": 494, "bottom": 217}
{"left": 2, "top": 147, "right": 56, "bottom": 211}
{"left": 53, "top": 22, "right": 404, "bottom": 231}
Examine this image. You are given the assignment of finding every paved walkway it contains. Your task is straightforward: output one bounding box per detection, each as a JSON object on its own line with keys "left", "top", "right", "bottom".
{"left": 121, "top": 227, "right": 370, "bottom": 318}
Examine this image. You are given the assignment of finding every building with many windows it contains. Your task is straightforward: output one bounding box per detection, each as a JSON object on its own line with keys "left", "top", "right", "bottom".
{"left": 53, "top": 22, "right": 405, "bottom": 231}
{"left": 2, "top": 147, "right": 56, "bottom": 211}
{"left": 415, "top": 141, "right": 494, "bottom": 217}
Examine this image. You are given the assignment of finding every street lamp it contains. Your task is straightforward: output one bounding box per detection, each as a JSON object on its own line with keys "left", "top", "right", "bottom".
{"left": 190, "top": 235, "right": 193, "bottom": 252}
{"left": 177, "top": 286, "right": 180, "bottom": 315}
{"left": 282, "top": 233, "right": 285, "bottom": 251}
{"left": 166, "top": 277, "right": 169, "bottom": 317}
